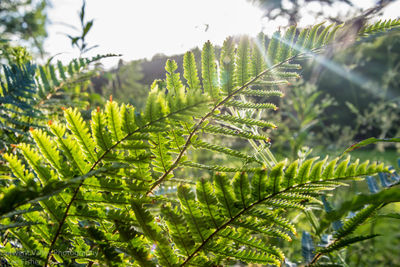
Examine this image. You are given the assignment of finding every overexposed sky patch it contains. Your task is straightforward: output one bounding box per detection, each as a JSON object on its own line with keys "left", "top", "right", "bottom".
{"left": 44, "top": 0, "right": 400, "bottom": 68}
{"left": 45, "top": 0, "right": 263, "bottom": 67}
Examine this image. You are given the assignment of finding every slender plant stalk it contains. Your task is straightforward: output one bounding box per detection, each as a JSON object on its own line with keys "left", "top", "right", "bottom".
{"left": 148, "top": 51, "right": 307, "bottom": 194}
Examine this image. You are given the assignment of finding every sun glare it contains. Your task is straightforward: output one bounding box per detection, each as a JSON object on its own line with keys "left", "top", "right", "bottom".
{"left": 45, "top": 0, "right": 400, "bottom": 69}
{"left": 46, "top": 0, "right": 263, "bottom": 68}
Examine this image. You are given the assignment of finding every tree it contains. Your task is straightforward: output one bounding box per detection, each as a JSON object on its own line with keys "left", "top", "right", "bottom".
{"left": 248, "top": 0, "right": 395, "bottom": 25}
{"left": 91, "top": 59, "right": 148, "bottom": 110}
{"left": 0, "top": 0, "right": 48, "bottom": 56}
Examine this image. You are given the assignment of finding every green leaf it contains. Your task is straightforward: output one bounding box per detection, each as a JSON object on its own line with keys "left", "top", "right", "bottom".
{"left": 165, "top": 59, "right": 183, "bottom": 95}
{"left": 251, "top": 169, "right": 268, "bottom": 201}
{"left": 220, "top": 36, "right": 235, "bottom": 94}
{"left": 178, "top": 185, "right": 211, "bottom": 242}
{"left": 30, "top": 128, "right": 71, "bottom": 178}
{"left": 64, "top": 108, "right": 97, "bottom": 163}
{"left": 325, "top": 186, "right": 400, "bottom": 222}
{"left": 196, "top": 179, "right": 224, "bottom": 228}
{"left": 282, "top": 160, "right": 298, "bottom": 188}
{"left": 235, "top": 36, "right": 251, "bottom": 87}
{"left": 276, "top": 25, "right": 296, "bottom": 61}
{"left": 268, "top": 161, "right": 285, "bottom": 193}
{"left": 105, "top": 100, "right": 123, "bottom": 142}
{"left": 91, "top": 108, "right": 113, "bottom": 152}
{"left": 202, "top": 41, "right": 218, "bottom": 99}
{"left": 319, "top": 234, "right": 379, "bottom": 254}
{"left": 295, "top": 157, "right": 318, "bottom": 184}
{"left": 334, "top": 204, "right": 379, "bottom": 238}
{"left": 233, "top": 172, "right": 251, "bottom": 208}
{"left": 183, "top": 51, "right": 200, "bottom": 91}
{"left": 344, "top": 137, "right": 400, "bottom": 153}
{"left": 251, "top": 33, "right": 266, "bottom": 76}
{"left": 214, "top": 172, "right": 238, "bottom": 218}
{"left": 161, "top": 204, "right": 196, "bottom": 256}
{"left": 267, "top": 31, "right": 281, "bottom": 64}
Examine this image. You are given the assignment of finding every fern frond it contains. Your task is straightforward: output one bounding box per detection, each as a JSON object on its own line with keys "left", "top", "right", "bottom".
{"left": 49, "top": 121, "right": 89, "bottom": 173}
{"left": 196, "top": 179, "right": 224, "bottom": 228}
{"left": 131, "top": 200, "right": 179, "bottom": 266}
{"left": 233, "top": 219, "right": 293, "bottom": 241}
{"left": 268, "top": 161, "right": 285, "bottom": 193}
{"left": 18, "top": 143, "right": 54, "bottom": 184}
{"left": 193, "top": 139, "right": 260, "bottom": 163}
{"left": 182, "top": 161, "right": 258, "bottom": 172}
{"left": 241, "top": 88, "right": 284, "bottom": 97}
{"left": 64, "top": 107, "right": 97, "bottom": 163}
{"left": 183, "top": 51, "right": 200, "bottom": 91}
{"left": 115, "top": 223, "right": 156, "bottom": 267}
{"left": 203, "top": 124, "right": 270, "bottom": 141}
{"left": 91, "top": 108, "right": 113, "bottom": 152}
{"left": 309, "top": 157, "right": 328, "bottom": 182}
{"left": 105, "top": 100, "right": 124, "bottom": 142}
{"left": 171, "top": 157, "right": 388, "bottom": 266}
{"left": 220, "top": 36, "right": 235, "bottom": 94}
{"left": 225, "top": 100, "right": 278, "bottom": 110}
{"left": 165, "top": 59, "right": 184, "bottom": 95}
{"left": 161, "top": 204, "right": 196, "bottom": 256}
{"left": 30, "top": 128, "right": 71, "bottom": 178}
{"left": 2, "top": 23, "right": 395, "bottom": 267}
{"left": 321, "top": 157, "right": 339, "bottom": 180}
{"left": 247, "top": 208, "right": 297, "bottom": 235}
{"left": 318, "top": 234, "right": 379, "bottom": 254}
{"left": 251, "top": 32, "right": 267, "bottom": 76}
{"left": 359, "top": 18, "right": 400, "bottom": 37}
{"left": 202, "top": 41, "right": 218, "bottom": 99}
{"left": 178, "top": 185, "right": 212, "bottom": 242}
{"left": 334, "top": 204, "right": 379, "bottom": 238}
{"left": 235, "top": 36, "right": 251, "bottom": 87}
{"left": 219, "top": 227, "right": 284, "bottom": 260}
{"left": 295, "top": 157, "right": 319, "bottom": 184}
{"left": 233, "top": 172, "right": 251, "bottom": 208}
{"left": 2, "top": 153, "right": 34, "bottom": 184}
{"left": 150, "top": 132, "right": 174, "bottom": 179}
{"left": 305, "top": 23, "right": 324, "bottom": 50}
{"left": 0, "top": 54, "right": 117, "bottom": 144}
{"left": 283, "top": 160, "right": 299, "bottom": 188}
{"left": 214, "top": 172, "right": 240, "bottom": 218}
{"left": 295, "top": 28, "right": 310, "bottom": 53}
{"left": 214, "top": 114, "right": 277, "bottom": 129}
{"left": 209, "top": 242, "right": 281, "bottom": 265}
{"left": 276, "top": 25, "right": 296, "bottom": 62}
{"left": 267, "top": 31, "right": 281, "bottom": 64}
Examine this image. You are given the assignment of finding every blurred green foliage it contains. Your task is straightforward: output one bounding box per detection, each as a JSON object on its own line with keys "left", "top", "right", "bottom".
{"left": 0, "top": 0, "right": 48, "bottom": 55}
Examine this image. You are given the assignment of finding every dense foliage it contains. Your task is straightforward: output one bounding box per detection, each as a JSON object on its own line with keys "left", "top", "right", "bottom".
{"left": 0, "top": 10, "right": 399, "bottom": 267}
{"left": 0, "top": 0, "right": 48, "bottom": 56}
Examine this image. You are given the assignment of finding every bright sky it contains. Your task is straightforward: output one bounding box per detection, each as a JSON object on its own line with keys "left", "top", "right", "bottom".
{"left": 44, "top": 0, "right": 400, "bottom": 68}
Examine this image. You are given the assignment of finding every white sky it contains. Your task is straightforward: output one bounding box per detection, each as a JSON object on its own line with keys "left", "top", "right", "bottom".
{"left": 44, "top": 0, "right": 400, "bottom": 68}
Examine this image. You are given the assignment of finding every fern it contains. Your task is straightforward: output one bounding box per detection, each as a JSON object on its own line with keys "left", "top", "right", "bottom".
{"left": 0, "top": 54, "right": 117, "bottom": 149}
{"left": 359, "top": 18, "right": 400, "bottom": 37}
{"left": 168, "top": 158, "right": 386, "bottom": 265}
{"left": 0, "top": 22, "right": 397, "bottom": 266}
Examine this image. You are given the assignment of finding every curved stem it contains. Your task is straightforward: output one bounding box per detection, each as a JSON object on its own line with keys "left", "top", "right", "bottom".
{"left": 45, "top": 49, "right": 312, "bottom": 265}
{"left": 181, "top": 174, "right": 364, "bottom": 266}
{"left": 180, "top": 185, "right": 295, "bottom": 266}
{"left": 43, "top": 101, "right": 208, "bottom": 266}
{"left": 147, "top": 52, "right": 305, "bottom": 195}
